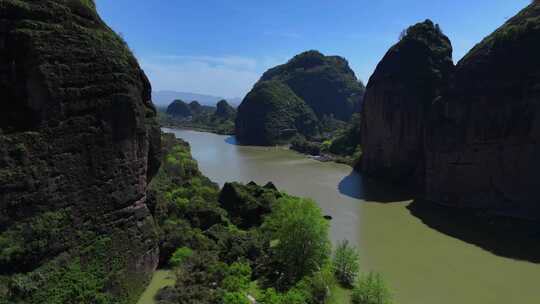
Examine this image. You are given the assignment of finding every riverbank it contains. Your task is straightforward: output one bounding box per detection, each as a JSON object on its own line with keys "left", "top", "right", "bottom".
{"left": 158, "top": 128, "right": 540, "bottom": 304}
{"left": 137, "top": 270, "right": 175, "bottom": 304}
{"left": 161, "top": 125, "right": 358, "bottom": 167}
{"left": 160, "top": 123, "right": 233, "bottom": 136}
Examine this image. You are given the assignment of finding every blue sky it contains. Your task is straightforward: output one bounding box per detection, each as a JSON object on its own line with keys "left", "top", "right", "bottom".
{"left": 96, "top": 0, "right": 530, "bottom": 98}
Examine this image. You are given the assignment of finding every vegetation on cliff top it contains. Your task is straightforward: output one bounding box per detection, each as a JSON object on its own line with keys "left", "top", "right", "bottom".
{"left": 236, "top": 80, "right": 320, "bottom": 145}
{"left": 235, "top": 51, "right": 365, "bottom": 146}
{"left": 260, "top": 50, "right": 364, "bottom": 121}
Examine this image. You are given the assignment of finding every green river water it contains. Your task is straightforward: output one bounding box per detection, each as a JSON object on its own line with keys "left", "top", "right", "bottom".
{"left": 139, "top": 128, "right": 540, "bottom": 304}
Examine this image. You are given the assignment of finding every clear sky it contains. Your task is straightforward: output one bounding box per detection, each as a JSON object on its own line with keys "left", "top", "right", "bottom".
{"left": 96, "top": 0, "right": 530, "bottom": 98}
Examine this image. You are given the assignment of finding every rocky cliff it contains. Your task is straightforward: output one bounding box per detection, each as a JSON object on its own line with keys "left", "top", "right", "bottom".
{"left": 167, "top": 99, "right": 193, "bottom": 117}
{"left": 215, "top": 99, "right": 236, "bottom": 120}
{"left": 260, "top": 50, "right": 365, "bottom": 121}
{"left": 425, "top": 2, "right": 540, "bottom": 218}
{"left": 0, "top": 1, "right": 161, "bottom": 302}
{"left": 360, "top": 3, "right": 540, "bottom": 219}
{"left": 360, "top": 20, "right": 453, "bottom": 184}
{"left": 236, "top": 50, "right": 364, "bottom": 145}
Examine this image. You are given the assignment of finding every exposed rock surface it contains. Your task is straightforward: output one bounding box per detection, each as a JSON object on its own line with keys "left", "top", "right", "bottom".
{"left": 0, "top": 0, "right": 161, "bottom": 302}
{"left": 236, "top": 50, "right": 364, "bottom": 145}
{"left": 360, "top": 20, "right": 453, "bottom": 184}
{"left": 360, "top": 3, "right": 540, "bottom": 219}
{"left": 425, "top": 3, "right": 540, "bottom": 218}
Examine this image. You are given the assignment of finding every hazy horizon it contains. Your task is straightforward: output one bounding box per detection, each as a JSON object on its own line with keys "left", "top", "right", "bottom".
{"left": 96, "top": 0, "right": 530, "bottom": 98}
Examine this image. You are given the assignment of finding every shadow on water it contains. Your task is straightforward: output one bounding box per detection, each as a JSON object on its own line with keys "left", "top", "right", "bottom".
{"left": 338, "top": 170, "right": 413, "bottom": 203}
{"left": 224, "top": 136, "right": 251, "bottom": 146}
{"left": 224, "top": 136, "right": 237, "bottom": 145}
{"left": 408, "top": 200, "right": 540, "bottom": 263}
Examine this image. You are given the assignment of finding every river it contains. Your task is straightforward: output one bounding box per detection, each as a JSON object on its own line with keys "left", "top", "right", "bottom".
{"left": 149, "top": 128, "right": 540, "bottom": 304}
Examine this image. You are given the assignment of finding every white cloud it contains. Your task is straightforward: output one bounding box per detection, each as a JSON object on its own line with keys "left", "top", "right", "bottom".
{"left": 139, "top": 55, "right": 282, "bottom": 98}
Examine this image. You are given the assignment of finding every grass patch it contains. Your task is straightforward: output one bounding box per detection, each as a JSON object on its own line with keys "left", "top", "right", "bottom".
{"left": 328, "top": 284, "right": 352, "bottom": 304}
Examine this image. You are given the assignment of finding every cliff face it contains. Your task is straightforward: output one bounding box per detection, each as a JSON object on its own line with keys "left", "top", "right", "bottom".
{"left": 360, "top": 3, "right": 540, "bottom": 219}
{"left": 360, "top": 20, "right": 453, "bottom": 184}
{"left": 236, "top": 80, "right": 319, "bottom": 145}
{"left": 425, "top": 3, "right": 540, "bottom": 218}
{"left": 236, "top": 50, "right": 364, "bottom": 145}
{"left": 0, "top": 1, "right": 161, "bottom": 302}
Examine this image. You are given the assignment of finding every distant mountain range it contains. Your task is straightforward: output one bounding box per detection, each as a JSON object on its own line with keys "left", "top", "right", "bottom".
{"left": 152, "top": 90, "right": 242, "bottom": 107}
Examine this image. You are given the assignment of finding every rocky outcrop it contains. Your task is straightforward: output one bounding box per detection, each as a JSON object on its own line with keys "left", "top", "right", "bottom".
{"left": 218, "top": 182, "right": 281, "bottom": 229}
{"left": 166, "top": 99, "right": 192, "bottom": 117}
{"left": 215, "top": 99, "right": 236, "bottom": 120}
{"left": 360, "top": 20, "right": 453, "bottom": 184}
{"left": 360, "top": 3, "right": 540, "bottom": 219}
{"left": 425, "top": 2, "right": 540, "bottom": 218}
{"left": 260, "top": 50, "right": 365, "bottom": 121}
{"left": 0, "top": 0, "right": 160, "bottom": 302}
{"left": 236, "top": 80, "right": 320, "bottom": 145}
{"left": 189, "top": 100, "right": 203, "bottom": 114}
{"left": 236, "top": 50, "right": 364, "bottom": 145}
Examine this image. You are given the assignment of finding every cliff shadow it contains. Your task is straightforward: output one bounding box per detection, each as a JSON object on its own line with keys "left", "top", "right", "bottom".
{"left": 338, "top": 170, "right": 414, "bottom": 203}
{"left": 224, "top": 136, "right": 241, "bottom": 145}
{"left": 407, "top": 200, "right": 540, "bottom": 263}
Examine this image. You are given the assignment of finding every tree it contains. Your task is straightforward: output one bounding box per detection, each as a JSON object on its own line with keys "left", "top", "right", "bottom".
{"left": 351, "top": 272, "right": 392, "bottom": 304}
{"left": 223, "top": 292, "right": 250, "bottom": 304}
{"left": 262, "top": 196, "right": 331, "bottom": 288}
{"left": 169, "top": 247, "right": 193, "bottom": 267}
{"left": 333, "top": 240, "right": 360, "bottom": 287}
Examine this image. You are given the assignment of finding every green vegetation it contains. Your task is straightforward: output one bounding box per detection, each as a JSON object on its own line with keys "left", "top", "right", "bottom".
{"left": 260, "top": 50, "right": 364, "bottom": 121}
{"left": 0, "top": 210, "right": 70, "bottom": 272}
{"left": 236, "top": 80, "right": 320, "bottom": 145}
{"left": 6, "top": 237, "right": 134, "bottom": 304}
{"left": 169, "top": 247, "right": 193, "bottom": 267}
{"left": 351, "top": 273, "right": 392, "bottom": 304}
{"left": 161, "top": 99, "right": 237, "bottom": 135}
{"left": 147, "top": 131, "right": 398, "bottom": 304}
{"left": 291, "top": 113, "right": 362, "bottom": 166}
{"left": 262, "top": 196, "right": 331, "bottom": 288}
{"left": 236, "top": 50, "right": 365, "bottom": 146}
{"left": 333, "top": 240, "right": 360, "bottom": 288}
{"left": 149, "top": 132, "right": 392, "bottom": 304}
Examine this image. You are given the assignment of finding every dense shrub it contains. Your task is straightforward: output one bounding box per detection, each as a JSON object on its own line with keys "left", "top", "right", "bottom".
{"left": 169, "top": 247, "right": 193, "bottom": 267}
{"left": 262, "top": 196, "right": 331, "bottom": 289}
{"left": 333, "top": 240, "right": 360, "bottom": 287}
{"left": 351, "top": 272, "right": 392, "bottom": 304}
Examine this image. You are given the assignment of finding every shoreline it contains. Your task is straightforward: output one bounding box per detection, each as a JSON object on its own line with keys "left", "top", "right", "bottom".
{"left": 161, "top": 125, "right": 356, "bottom": 167}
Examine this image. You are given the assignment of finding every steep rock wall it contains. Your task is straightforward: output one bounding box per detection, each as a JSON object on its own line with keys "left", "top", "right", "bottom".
{"left": 0, "top": 0, "right": 161, "bottom": 302}
{"left": 425, "top": 3, "right": 540, "bottom": 218}
{"left": 360, "top": 20, "right": 453, "bottom": 185}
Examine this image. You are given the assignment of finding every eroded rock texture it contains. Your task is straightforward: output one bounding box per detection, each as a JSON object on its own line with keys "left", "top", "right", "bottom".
{"left": 425, "top": 3, "right": 540, "bottom": 218}
{"left": 360, "top": 20, "right": 453, "bottom": 185}
{"left": 0, "top": 0, "right": 161, "bottom": 302}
